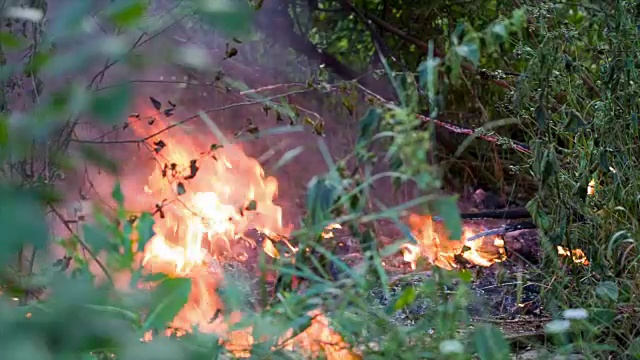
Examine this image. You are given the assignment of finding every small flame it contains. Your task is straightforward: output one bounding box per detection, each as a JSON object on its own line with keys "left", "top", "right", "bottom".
{"left": 401, "top": 214, "right": 506, "bottom": 270}
{"left": 557, "top": 245, "right": 589, "bottom": 265}
{"left": 587, "top": 179, "right": 596, "bottom": 196}
{"left": 262, "top": 238, "right": 280, "bottom": 259}
{"left": 322, "top": 223, "right": 342, "bottom": 239}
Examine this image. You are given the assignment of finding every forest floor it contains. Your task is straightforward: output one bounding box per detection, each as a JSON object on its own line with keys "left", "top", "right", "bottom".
{"left": 218, "top": 188, "right": 548, "bottom": 357}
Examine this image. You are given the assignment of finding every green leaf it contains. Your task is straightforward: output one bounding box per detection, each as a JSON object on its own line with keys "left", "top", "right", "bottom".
{"left": 535, "top": 105, "right": 547, "bottom": 130}
{"left": 79, "top": 144, "right": 118, "bottom": 174}
{"left": 627, "top": 337, "right": 640, "bottom": 357}
{"left": 0, "top": 186, "right": 49, "bottom": 264}
{"left": 491, "top": 23, "right": 507, "bottom": 41}
{"left": 509, "top": 8, "right": 526, "bottom": 29}
{"left": 218, "top": 274, "right": 249, "bottom": 313}
{"left": 195, "top": 0, "right": 254, "bottom": 37}
{"left": 540, "top": 150, "right": 559, "bottom": 188}
{"left": 526, "top": 196, "right": 550, "bottom": 231}
{"left": 394, "top": 287, "right": 417, "bottom": 310}
{"left": 143, "top": 277, "right": 192, "bottom": 331}
{"left": 43, "top": 44, "right": 97, "bottom": 77}
{"left": 417, "top": 55, "right": 441, "bottom": 94}
{"left": 455, "top": 40, "right": 480, "bottom": 66}
{"left": 458, "top": 270, "right": 473, "bottom": 283}
{"left": 431, "top": 196, "right": 462, "bottom": 240}
{"left": 49, "top": 2, "right": 94, "bottom": 39}
{"left": 288, "top": 314, "right": 314, "bottom": 338}
{"left": 33, "top": 184, "right": 64, "bottom": 205}
{"left": 82, "top": 223, "right": 112, "bottom": 253}
{"left": 596, "top": 281, "right": 619, "bottom": 301}
{"left": 112, "top": 182, "right": 125, "bottom": 206}
{"left": 564, "top": 109, "right": 586, "bottom": 133}
{"left": 25, "top": 49, "right": 54, "bottom": 75}
{"left": 0, "top": 115, "right": 8, "bottom": 148}
{"left": 306, "top": 176, "right": 341, "bottom": 225}
{"left": 356, "top": 108, "right": 381, "bottom": 152}
{"left": 0, "top": 31, "right": 25, "bottom": 49}
{"left": 107, "top": 0, "right": 148, "bottom": 28}
{"left": 272, "top": 145, "right": 304, "bottom": 171}
{"left": 90, "top": 84, "right": 133, "bottom": 124}
{"left": 136, "top": 212, "right": 155, "bottom": 252}
{"left": 448, "top": 48, "right": 463, "bottom": 83}
{"left": 591, "top": 308, "right": 617, "bottom": 325}
{"left": 84, "top": 304, "right": 141, "bottom": 324}
{"left": 473, "top": 325, "right": 510, "bottom": 360}
{"left": 380, "top": 239, "right": 411, "bottom": 257}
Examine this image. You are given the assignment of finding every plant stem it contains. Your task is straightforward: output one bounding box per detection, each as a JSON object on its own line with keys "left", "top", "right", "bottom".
{"left": 48, "top": 204, "right": 114, "bottom": 286}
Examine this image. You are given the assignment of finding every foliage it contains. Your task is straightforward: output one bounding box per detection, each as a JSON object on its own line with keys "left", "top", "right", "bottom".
{"left": 514, "top": 1, "right": 640, "bottom": 357}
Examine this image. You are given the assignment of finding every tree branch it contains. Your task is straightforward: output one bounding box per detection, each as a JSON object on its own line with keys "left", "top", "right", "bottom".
{"left": 338, "top": 0, "right": 513, "bottom": 90}
{"left": 460, "top": 207, "right": 531, "bottom": 220}
{"left": 71, "top": 88, "right": 314, "bottom": 144}
{"left": 48, "top": 204, "right": 114, "bottom": 285}
{"left": 255, "top": 0, "right": 393, "bottom": 98}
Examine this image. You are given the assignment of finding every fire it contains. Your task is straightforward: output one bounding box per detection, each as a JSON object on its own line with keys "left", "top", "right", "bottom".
{"left": 125, "top": 103, "right": 355, "bottom": 358}
{"left": 401, "top": 214, "right": 506, "bottom": 270}
{"left": 322, "top": 223, "right": 342, "bottom": 239}
{"left": 557, "top": 246, "right": 589, "bottom": 265}
{"left": 587, "top": 179, "right": 596, "bottom": 196}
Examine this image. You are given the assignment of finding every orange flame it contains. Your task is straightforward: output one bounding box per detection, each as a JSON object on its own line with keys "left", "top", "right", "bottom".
{"left": 557, "top": 246, "right": 589, "bottom": 266}
{"left": 124, "top": 104, "right": 356, "bottom": 358}
{"left": 401, "top": 214, "right": 506, "bottom": 270}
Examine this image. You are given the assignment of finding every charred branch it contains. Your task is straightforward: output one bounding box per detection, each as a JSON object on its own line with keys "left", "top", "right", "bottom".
{"left": 460, "top": 207, "right": 531, "bottom": 220}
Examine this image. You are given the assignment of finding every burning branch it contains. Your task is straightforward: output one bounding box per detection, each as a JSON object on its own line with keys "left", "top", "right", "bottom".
{"left": 401, "top": 214, "right": 510, "bottom": 270}
{"left": 463, "top": 221, "right": 537, "bottom": 243}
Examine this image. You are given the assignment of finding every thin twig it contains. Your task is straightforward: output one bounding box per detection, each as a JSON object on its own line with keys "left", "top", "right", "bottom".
{"left": 48, "top": 204, "right": 114, "bottom": 285}
{"left": 70, "top": 88, "right": 314, "bottom": 144}
{"left": 360, "top": 84, "right": 531, "bottom": 154}
{"left": 239, "top": 82, "right": 307, "bottom": 95}
{"left": 84, "top": 76, "right": 532, "bottom": 154}
{"left": 472, "top": 316, "right": 551, "bottom": 324}
{"left": 87, "top": 32, "right": 148, "bottom": 89}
